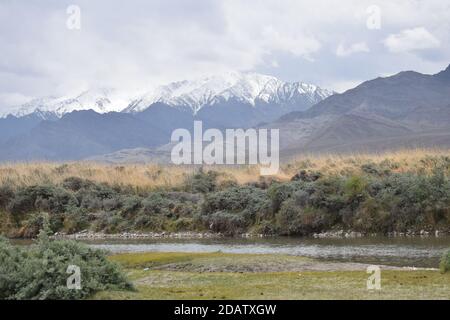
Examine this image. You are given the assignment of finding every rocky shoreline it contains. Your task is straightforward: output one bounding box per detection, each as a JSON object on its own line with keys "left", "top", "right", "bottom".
{"left": 48, "top": 229, "right": 449, "bottom": 240}
{"left": 51, "top": 230, "right": 228, "bottom": 240}
{"left": 313, "top": 229, "right": 448, "bottom": 238}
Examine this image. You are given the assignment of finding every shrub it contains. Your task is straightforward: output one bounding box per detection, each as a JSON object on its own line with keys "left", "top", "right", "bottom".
{"left": 102, "top": 198, "right": 121, "bottom": 211}
{"left": 275, "top": 199, "right": 302, "bottom": 235}
{"left": 352, "top": 198, "right": 391, "bottom": 233}
{"left": 62, "top": 177, "right": 95, "bottom": 192}
{"left": 251, "top": 220, "right": 277, "bottom": 235}
{"left": 291, "top": 170, "right": 322, "bottom": 182}
{"left": 440, "top": 250, "right": 450, "bottom": 274}
{"left": 20, "top": 213, "right": 47, "bottom": 238}
{"left": 299, "top": 207, "right": 335, "bottom": 233}
{"left": 202, "top": 186, "right": 270, "bottom": 222}
{"left": 133, "top": 213, "right": 166, "bottom": 231}
{"left": 7, "top": 189, "right": 36, "bottom": 220}
{"left": 303, "top": 177, "right": 347, "bottom": 211}
{"left": 92, "top": 211, "right": 127, "bottom": 233}
{"left": 344, "top": 175, "right": 367, "bottom": 200}
{"left": 374, "top": 172, "right": 450, "bottom": 231}
{"left": 361, "top": 162, "right": 392, "bottom": 176}
{"left": 0, "top": 185, "right": 14, "bottom": 210}
{"left": 63, "top": 208, "right": 90, "bottom": 234}
{"left": 8, "top": 185, "right": 77, "bottom": 219}
{"left": 1, "top": 162, "right": 449, "bottom": 237}
{"left": 267, "top": 182, "right": 301, "bottom": 213}
{"left": 183, "top": 169, "right": 219, "bottom": 193}
{"left": 204, "top": 211, "right": 247, "bottom": 235}
{"left": 0, "top": 230, "right": 132, "bottom": 300}
{"left": 140, "top": 193, "right": 173, "bottom": 216}
{"left": 276, "top": 199, "right": 335, "bottom": 235}
{"left": 119, "top": 195, "right": 142, "bottom": 217}
{"left": 168, "top": 217, "right": 194, "bottom": 232}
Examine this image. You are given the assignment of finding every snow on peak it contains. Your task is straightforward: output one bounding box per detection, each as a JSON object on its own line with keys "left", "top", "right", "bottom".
{"left": 2, "top": 72, "right": 334, "bottom": 118}
{"left": 125, "top": 71, "right": 333, "bottom": 114}
{"left": 2, "top": 87, "right": 132, "bottom": 119}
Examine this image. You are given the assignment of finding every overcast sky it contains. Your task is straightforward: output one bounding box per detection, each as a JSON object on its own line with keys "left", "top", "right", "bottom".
{"left": 0, "top": 0, "right": 449, "bottom": 110}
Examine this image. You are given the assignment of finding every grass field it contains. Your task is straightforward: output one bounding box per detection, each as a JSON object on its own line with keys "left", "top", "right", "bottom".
{"left": 1, "top": 148, "right": 449, "bottom": 191}
{"left": 93, "top": 252, "right": 450, "bottom": 300}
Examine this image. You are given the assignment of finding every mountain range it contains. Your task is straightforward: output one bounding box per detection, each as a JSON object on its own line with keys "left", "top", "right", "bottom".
{"left": 273, "top": 64, "right": 450, "bottom": 156}
{"left": 1, "top": 65, "right": 449, "bottom": 163}
{"left": 0, "top": 72, "right": 333, "bottom": 161}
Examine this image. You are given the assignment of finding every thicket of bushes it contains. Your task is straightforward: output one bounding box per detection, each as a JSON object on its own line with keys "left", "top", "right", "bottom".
{"left": 440, "top": 250, "right": 450, "bottom": 274}
{"left": 0, "top": 164, "right": 449, "bottom": 237}
{"left": 0, "top": 225, "right": 132, "bottom": 299}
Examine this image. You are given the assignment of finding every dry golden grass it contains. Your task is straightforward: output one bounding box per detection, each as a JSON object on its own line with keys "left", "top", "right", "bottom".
{"left": 284, "top": 147, "right": 450, "bottom": 177}
{"left": 0, "top": 148, "right": 449, "bottom": 190}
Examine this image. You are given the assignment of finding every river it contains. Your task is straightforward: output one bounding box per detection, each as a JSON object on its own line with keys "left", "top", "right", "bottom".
{"left": 12, "top": 235, "right": 450, "bottom": 268}
{"left": 73, "top": 236, "right": 450, "bottom": 268}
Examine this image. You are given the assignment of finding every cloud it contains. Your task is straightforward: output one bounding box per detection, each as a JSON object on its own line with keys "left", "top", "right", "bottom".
{"left": 0, "top": 92, "right": 31, "bottom": 107}
{"left": 0, "top": 0, "right": 450, "bottom": 112}
{"left": 336, "top": 42, "right": 370, "bottom": 57}
{"left": 261, "top": 26, "right": 321, "bottom": 61}
{"left": 383, "top": 27, "right": 441, "bottom": 53}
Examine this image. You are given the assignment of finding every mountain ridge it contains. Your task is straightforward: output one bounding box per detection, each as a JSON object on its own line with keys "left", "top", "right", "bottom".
{"left": 271, "top": 64, "right": 450, "bottom": 155}
{"left": 1, "top": 72, "right": 333, "bottom": 120}
{"left": 1, "top": 65, "right": 450, "bottom": 162}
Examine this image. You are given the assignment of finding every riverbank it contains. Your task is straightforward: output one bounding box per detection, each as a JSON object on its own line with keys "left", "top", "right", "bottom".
{"left": 51, "top": 231, "right": 227, "bottom": 240}
{"left": 1, "top": 149, "right": 449, "bottom": 238}
{"left": 47, "top": 229, "right": 448, "bottom": 241}
{"left": 93, "top": 252, "right": 450, "bottom": 300}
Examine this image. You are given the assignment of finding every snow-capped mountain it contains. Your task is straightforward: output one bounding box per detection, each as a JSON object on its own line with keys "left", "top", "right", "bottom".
{"left": 1, "top": 72, "right": 334, "bottom": 119}
{"left": 1, "top": 88, "right": 133, "bottom": 119}
{"left": 124, "top": 72, "right": 334, "bottom": 114}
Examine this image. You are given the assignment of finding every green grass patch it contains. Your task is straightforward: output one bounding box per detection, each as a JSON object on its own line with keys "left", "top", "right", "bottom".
{"left": 109, "top": 252, "right": 230, "bottom": 268}
{"left": 93, "top": 269, "right": 450, "bottom": 300}
{"left": 94, "top": 252, "right": 450, "bottom": 300}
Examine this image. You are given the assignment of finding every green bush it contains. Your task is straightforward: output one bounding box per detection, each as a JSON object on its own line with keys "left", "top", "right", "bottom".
{"left": 0, "top": 165, "right": 449, "bottom": 237}
{"left": 275, "top": 199, "right": 335, "bottom": 235}
{"left": 140, "top": 193, "right": 173, "bottom": 216}
{"left": 202, "top": 186, "right": 270, "bottom": 222}
{"left": 20, "top": 213, "right": 47, "bottom": 238}
{"left": 303, "top": 177, "right": 347, "bottom": 211}
{"left": 275, "top": 199, "right": 302, "bottom": 235}
{"left": 440, "top": 250, "right": 450, "bottom": 274}
{"left": 63, "top": 207, "right": 90, "bottom": 233}
{"left": 352, "top": 198, "right": 391, "bottom": 232}
{"left": 168, "top": 217, "right": 194, "bottom": 232}
{"left": 92, "top": 211, "right": 127, "bottom": 233}
{"left": 290, "top": 170, "right": 322, "bottom": 182}
{"left": 374, "top": 172, "right": 450, "bottom": 231}
{"left": 267, "top": 182, "right": 300, "bottom": 213}
{"left": 133, "top": 213, "right": 166, "bottom": 231}
{"left": 62, "top": 177, "right": 95, "bottom": 192}
{"left": 0, "top": 230, "right": 132, "bottom": 299}
{"left": 8, "top": 185, "right": 77, "bottom": 219}
{"left": 344, "top": 175, "right": 367, "bottom": 200}
{"left": 183, "top": 169, "right": 219, "bottom": 193}
{"left": 0, "top": 185, "right": 14, "bottom": 210}
{"left": 119, "top": 195, "right": 142, "bottom": 217}
{"left": 204, "top": 211, "right": 247, "bottom": 235}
